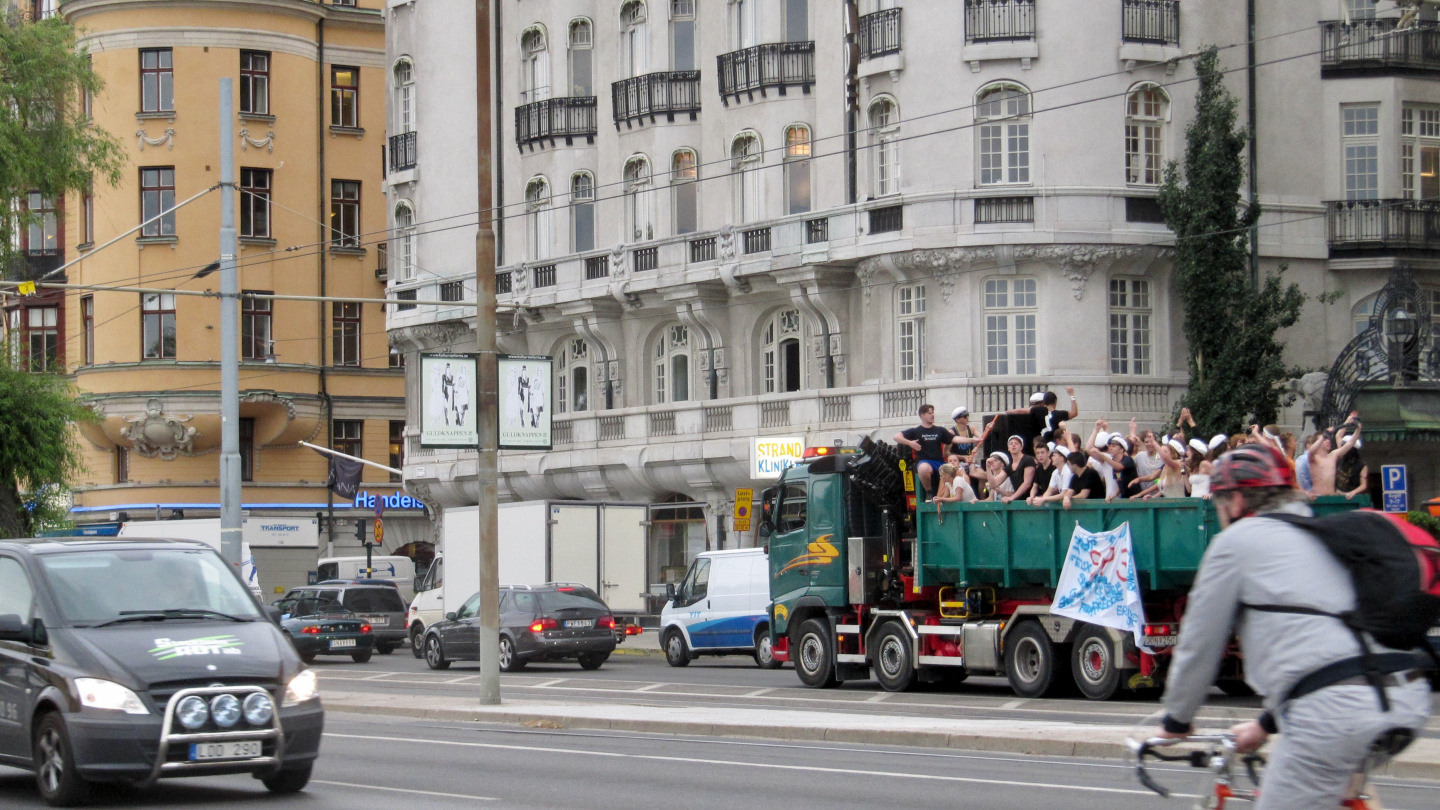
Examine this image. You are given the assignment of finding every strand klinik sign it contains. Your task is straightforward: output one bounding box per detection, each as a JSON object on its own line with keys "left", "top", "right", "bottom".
{"left": 753, "top": 437, "right": 805, "bottom": 479}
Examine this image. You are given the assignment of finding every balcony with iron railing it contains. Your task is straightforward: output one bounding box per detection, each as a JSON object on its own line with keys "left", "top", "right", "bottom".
{"left": 964, "top": 0, "right": 1035, "bottom": 43}
{"left": 611, "top": 71, "right": 701, "bottom": 127}
{"left": 717, "top": 42, "right": 815, "bottom": 102}
{"left": 1326, "top": 199, "right": 1440, "bottom": 257}
{"left": 1320, "top": 19, "right": 1440, "bottom": 77}
{"left": 515, "top": 96, "right": 597, "bottom": 149}
{"left": 858, "top": 7, "right": 903, "bottom": 60}
{"left": 388, "top": 131, "right": 417, "bottom": 173}
{"left": 1121, "top": 0, "right": 1179, "bottom": 46}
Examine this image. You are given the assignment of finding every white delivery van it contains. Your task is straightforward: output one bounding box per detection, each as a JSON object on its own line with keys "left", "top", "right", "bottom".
{"left": 406, "top": 552, "right": 444, "bottom": 656}
{"left": 660, "top": 548, "right": 779, "bottom": 669}
{"left": 316, "top": 555, "right": 416, "bottom": 601}
{"left": 118, "top": 519, "right": 262, "bottom": 599}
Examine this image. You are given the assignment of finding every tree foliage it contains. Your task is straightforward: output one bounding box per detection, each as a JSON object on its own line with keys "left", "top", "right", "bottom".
{"left": 1158, "top": 48, "right": 1306, "bottom": 436}
{"left": 1, "top": 14, "right": 124, "bottom": 270}
{"left": 0, "top": 343, "right": 98, "bottom": 536}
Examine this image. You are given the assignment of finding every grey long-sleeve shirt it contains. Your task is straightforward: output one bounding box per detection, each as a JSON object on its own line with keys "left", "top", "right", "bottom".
{"left": 1162, "top": 501, "right": 1407, "bottom": 725}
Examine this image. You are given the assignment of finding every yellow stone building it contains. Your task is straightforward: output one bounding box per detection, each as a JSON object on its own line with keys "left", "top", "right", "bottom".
{"left": 6, "top": 0, "right": 422, "bottom": 589}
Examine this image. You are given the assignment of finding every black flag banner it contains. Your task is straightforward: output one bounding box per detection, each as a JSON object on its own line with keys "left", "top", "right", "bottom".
{"left": 311, "top": 447, "right": 364, "bottom": 499}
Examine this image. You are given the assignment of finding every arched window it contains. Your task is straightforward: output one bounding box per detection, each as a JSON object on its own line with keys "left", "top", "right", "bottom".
{"left": 653, "top": 324, "right": 691, "bottom": 403}
{"left": 525, "top": 176, "right": 552, "bottom": 261}
{"left": 731, "top": 131, "right": 762, "bottom": 222}
{"left": 621, "top": 1, "right": 648, "bottom": 78}
{"left": 1125, "top": 85, "right": 1168, "bottom": 187}
{"left": 393, "top": 201, "right": 416, "bottom": 281}
{"left": 624, "top": 155, "right": 654, "bottom": 241}
{"left": 393, "top": 58, "right": 415, "bottom": 134}
{"left": 571, "top": 171, "right": 596, "bottom": 252}
{"left": 568, "top": 18, "right": 593, "bottom": 96}
{"left": 556, "top": 338, "right": 591, "bottom": 414}
{"left": 868, "top": 97, "right": 899, "bottom": 197}
{"left": 762, "top": 308, "right": 805, "bottom": 393}
{"left": 976, "top": 83, "right": 1031, "bottom": 186}
{"left": 672, "top": 148, "right": 698, "bottom": 234}
{"left": 784, "top": 124, "right": 812, "bottom": 213}
{"left": 520, "top": 26, "right": 550, "bottom": 103}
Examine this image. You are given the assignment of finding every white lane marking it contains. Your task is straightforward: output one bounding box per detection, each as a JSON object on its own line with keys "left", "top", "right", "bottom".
{"left": 743, "top": 688, "right": 775, "bottom": 697}
{"left": 865, "top": 693, "right": 891, "bottom": 703}
{"left": 532, "top": 678, "right": 568, "bottom": 688}
{"left": 1000, "top": 699, "right": 1027, "bottom": 710}
{"left": 633, "top": 683, "right": 666, "bottom": 692}
{"left": 323, "top": 732, "right": 1188, "bottom": 797}
{"left": 361, "top": 672, "right": 396, "bottom": 681}
{"left": 445, "top": 675, "right": 477, "bottom": 684}
{"left": 312, "top": 780, "right": 497, "bottom": 801}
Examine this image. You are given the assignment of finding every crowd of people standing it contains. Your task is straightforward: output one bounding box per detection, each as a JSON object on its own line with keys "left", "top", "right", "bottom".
{"left": 894, "top": 393, "right": 1370, "bottom": 509}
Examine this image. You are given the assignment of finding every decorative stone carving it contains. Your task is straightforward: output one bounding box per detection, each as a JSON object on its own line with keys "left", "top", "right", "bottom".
{"left": 136, "top": 127, "right": 175, "bottom": 151}
{"left": 238, "top": 127, "right": 275, "bottom": 153}
{"left": 510, "top": 263, "right": 531, "bottom": 296}
{"left": 1294, "top": 371, "right": 1330, "bottom": 416}
{"left": 855, "top": 259, "right": 880, "bottom": 313}
{"left": 391, "top": 321, "right": 470, "bottom": 351}
{"left": 1011, "top": 244, "right": 1146, "bottom": 300}
{"left": 238, "top": 391, "right": 296, "bottom": 421}
{"left": 717, "top": 225, "right": 736, "bottom": 262}
{"left": 607, "top": 243, "right": 641, "bottom": 309}
{"left": 120, "top": 398, "right": 197, "bottom": 460}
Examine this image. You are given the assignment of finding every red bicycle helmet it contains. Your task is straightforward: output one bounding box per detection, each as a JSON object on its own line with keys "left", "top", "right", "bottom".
{"left": 1211, "top": 443, "right": 1296, "bottom": 492}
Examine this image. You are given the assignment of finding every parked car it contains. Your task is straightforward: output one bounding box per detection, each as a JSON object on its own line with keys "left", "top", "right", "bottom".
{"left": 273, "top": 597, "right": 375, "bottom": 664}
{"left": 406, "top": 554, "right": 444, "bottom": 657}
{"left": 274, "top": 581, "right": 407, "bottom": 654}
{"left": 0, "top": 536, "right": 322, "bottom": 806}
{"left": 661, "top": 548, "right": 780, "bottom": 669}
{"left": 423, "top": 584, "right": 617, "bottom": 672}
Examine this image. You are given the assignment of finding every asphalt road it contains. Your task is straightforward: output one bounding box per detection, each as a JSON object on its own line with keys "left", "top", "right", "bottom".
{"left": 2, "top": 712, "right": 1438, "bottom": 809}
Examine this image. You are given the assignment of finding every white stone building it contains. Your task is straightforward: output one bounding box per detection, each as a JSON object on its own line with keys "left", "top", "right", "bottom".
{"left": 386, "top": 1, "right": 1440, "bottom": 591}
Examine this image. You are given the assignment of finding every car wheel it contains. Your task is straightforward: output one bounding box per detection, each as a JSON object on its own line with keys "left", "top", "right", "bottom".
{"left": 499, "top": 636, "right": 526, "bottom": 672}
{"left": 1071, "top": 624, "right": 1121, "bottom": 701}
{"left": 794, "top": 618, "right": 840, "bottom": 689}
{"left": 410, "top": 625, "right": 425, "bottom": 658}
{"left": 1004, "top": 621, "right": 1061, "bottom": 699}
{"left": 424, "top": 635, "right": 450, "bottom": 670}
{"left": 753, "top": 627, "right": 782, "bottom": 670}
{"left": 261, "top": 764, "right": 312, "bottom": 794}
{"left": 873, "top": 620, "right": 916, "bottom": 692}
{"left": 299, "top": 653, "right": 316, "bottom": 665}
{"left": 375, "top": 642, "right": 395, "bottom": 655}
{"left": 662, "top": 629, "right": 690, "bottom": 668}
{"left": 577, "top": 652, "right": 609, "bottom": 670}
{"left": 33, "top": 713, "right": 89, "bottom": 807}
{"left": 351, "top": 649, "right": 373, "bottom": 664}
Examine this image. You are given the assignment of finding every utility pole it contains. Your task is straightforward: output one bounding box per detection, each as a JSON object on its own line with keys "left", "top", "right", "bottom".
{"left": 218, "top": 78, "right": 243, "bottom": 569}
{"left": 475, "top": 0, "right": 501, "bottom": 706}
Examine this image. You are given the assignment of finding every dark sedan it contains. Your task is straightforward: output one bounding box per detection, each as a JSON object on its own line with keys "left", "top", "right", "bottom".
{"left": 423, "top": 584, "right": 617, "bottom": 671}
{"left": 274, "top": 598, "right": 375, "bottom": 664}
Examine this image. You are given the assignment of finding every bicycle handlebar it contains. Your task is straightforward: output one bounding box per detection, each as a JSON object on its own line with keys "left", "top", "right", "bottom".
{"left": 1129, "top": 735, "right": 1238, "bottom": 798}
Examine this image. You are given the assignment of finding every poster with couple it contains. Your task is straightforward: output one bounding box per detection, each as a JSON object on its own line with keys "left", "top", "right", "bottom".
{"left": 420, "top": 353, "right": 478, "bottom": 448}
{"left": 499, "top": 354, "right": 552, "bottom": 451}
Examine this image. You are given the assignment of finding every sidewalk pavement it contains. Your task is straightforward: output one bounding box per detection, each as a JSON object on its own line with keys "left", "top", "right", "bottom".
{"left": 610, "top": 630, "right": 661, "bottom": 656}
{"left": 321, "top": 687, "right": 1440, "bottom": 781}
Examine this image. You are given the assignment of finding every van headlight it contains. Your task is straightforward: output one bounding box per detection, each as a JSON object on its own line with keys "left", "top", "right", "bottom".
{"left": 282, "top": 670, "right": 319, "bottom": 706}
{"left": 74, "top": 678, "right": 148, "bottom": 715}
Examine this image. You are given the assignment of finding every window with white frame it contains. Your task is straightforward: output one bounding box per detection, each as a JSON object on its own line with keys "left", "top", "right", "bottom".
{"left": 1402, "top": 104, "right": 1440, "bottom": 201}
{"left": 525, "top": 177, "right": 553, "bottom": 260}
{"left": 868, "top": 98, "right": 900, "bottom": 198}
{"left": 1108, "top": 278, "right": 1152, "bottom": 375}
{"left": 785, "top": 124, "right": 812, "bottom": 214}
{"left": 977, "top": 84, "right": 1031, "bottom": 186}
{"left": 1125, "top": 86, "right": 1167, "bottom": 187}
{"left": 731, "top": 131, "right": 762, "bottom": 222}
{"left": 571, "top": 172, "right": 596, "bottom": 251}
{"left": 621, "top": 1, "right": 649, "bottom": 78}
{"left": 671, "top": 1, "right": 696, "bottom": 71}
{"left": 732, "top": 0, "right": 757, "bottom": 49}
{"left": 672, "top": 149, "right": 698, "bottom": 234}
{"left": 624, "top": 156, "right": 654, "bottom": 241}
{"left": 394, "top": 201, "right": 416, "bottom": 280}
{"left": 984, "top": 278, "right": 1037, "bottom": 376}
{"left": 1344, "top": 0, "right": 1376, "bottom": 21}
{"left": 394, "top": 59, "right": 415, "bottom": 134}
{"left": 569, "top": 19, "right": 593, "bottom": 96}
{"left": 653, "top": 324, "right": 691, "bottom": 403}
{"left": 520, "top": 26, "right": 550, "bottom": 104}
{"left": 897, "top": 285, "right": 926, "bottom": 382}
{"left": 556, "top": 338, "right": 591, "bottom": 414}
{"left": 763, "top": 308, "right": 805, "bottom": 393}
{"left": 1342, "top": 104, "right": 1380, "bottom": 200}
{"left": 24, "top": 192, "right": 57, "bottom": 255}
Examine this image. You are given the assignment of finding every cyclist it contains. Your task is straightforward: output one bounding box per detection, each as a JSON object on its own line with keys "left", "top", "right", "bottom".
{"left": 1155, "top": 444, "right": 1431, "bottom": 810}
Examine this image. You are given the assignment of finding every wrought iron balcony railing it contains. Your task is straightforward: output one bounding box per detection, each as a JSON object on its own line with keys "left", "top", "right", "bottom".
{"left": 964, "top": 0, "right": 1035, "bottom": 43}
{"left": 1326, "top": 198, "right": 1440, "bottom": 254}
{"left": 1320, "top": 19, "right": 1440, "bottom": 76}
{"left": 858, "top": 7, "right": 903, "bottom": 59}
{"left": 388, "top": 131, "right": 417, "bottom": 172}
{"left": 612, "top": 71, "right": 701, "bottom": 126}
{"left": 1122, "top": 0, "right": 1180, "bottom": 46}
{"left": 717, "top": 42, "right": 815, "bottom": 101}
{"left": 515, "top": 96, "right": 597, "bottom": 149}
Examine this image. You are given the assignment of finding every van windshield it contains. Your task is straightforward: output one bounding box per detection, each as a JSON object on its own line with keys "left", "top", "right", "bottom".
{"left": 38, "top": 549, "right": 263, "bottom": 626}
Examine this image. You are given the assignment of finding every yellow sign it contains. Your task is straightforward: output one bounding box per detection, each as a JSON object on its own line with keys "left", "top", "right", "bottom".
{"left": 900, "top": 459, "right": 914, "bottom": 494}
{"left": 373, "top": 518, "right": 384, "bottom": 545}
{"left": 733, "top": 488, "right": 753, "bottom": 531}
{"left": 273, "top": 586, "right": 285, "bottom": 594}
{"left": 17, "top": 281, "right": 37, "bottom": 296}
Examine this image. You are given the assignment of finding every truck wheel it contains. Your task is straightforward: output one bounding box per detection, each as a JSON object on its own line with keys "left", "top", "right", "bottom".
{"left": 872, "top": 621, "right": 916, "bottom": 692}
{"left": 663, "top": 629, "right": 691, "bottom": 668}
{"left": 410, "top": 625, "right": 425, "bottom": 658}
{"left": 424, "top": 635, "right": 450, "bottom": 670}
{"left": 33, "top": 713, "right": 90, "bottom": 807}
{"left": 794, "top": 618, "right": 840, "bottom": 689}
{"left": 753, "top": 626, "right": 781, "bottom": 669}
{"left": 1071, "top": 625, "right": 1121, "bottom": 700}
{"left": 1004, "top": 622, "right": 1061, "bottom": 698}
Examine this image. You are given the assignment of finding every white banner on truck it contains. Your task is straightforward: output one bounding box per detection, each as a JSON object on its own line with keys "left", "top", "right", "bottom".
{"left": 1050, "top": 523, "right": 1148, "bottom": 646}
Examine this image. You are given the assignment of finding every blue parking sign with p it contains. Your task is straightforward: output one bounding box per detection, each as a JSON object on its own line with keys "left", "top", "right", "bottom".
{"left": 1381, "top": 465, "right": 1407, "bottom": 513}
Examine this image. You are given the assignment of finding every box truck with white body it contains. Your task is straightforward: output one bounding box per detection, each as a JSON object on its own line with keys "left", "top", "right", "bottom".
{"left": 117, "top": 519, "right": 262, "bottom": 598}
{"left": 315, "top": 555, "right": 416, "bottom": 600}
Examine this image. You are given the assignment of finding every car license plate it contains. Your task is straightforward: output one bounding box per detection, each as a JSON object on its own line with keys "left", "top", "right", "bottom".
{"left": 364, "top": 616, "right": 388, "bottom": 626}
{"left": 190, "top": 741, "right": 262, "bottom": 761}
{"left": 1145, "top": 635, "right": 1177, "bottom": 647}
{"left": 564, "top": 619, "right": 594, "bottom": 629}
{"left": 329, "top": 638, "right": 356, "bottom": 649}
{"left": 1429, "top": 626, "right": 1440, "bottom": 638}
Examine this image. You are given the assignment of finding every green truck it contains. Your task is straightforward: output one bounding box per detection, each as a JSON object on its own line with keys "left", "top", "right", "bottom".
{"left": 761, "top": 440, "right": 1360, "bottom": 699}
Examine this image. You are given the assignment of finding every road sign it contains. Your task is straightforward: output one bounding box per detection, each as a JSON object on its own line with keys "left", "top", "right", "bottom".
{"left": 733, "top": 488, "right": 754, "bottom": 532}
{"left": 1381, "top": 464, "right": 1408, "bottom": 513}
{"left": 373, "top": 517, "right": 385, "bottom": 545}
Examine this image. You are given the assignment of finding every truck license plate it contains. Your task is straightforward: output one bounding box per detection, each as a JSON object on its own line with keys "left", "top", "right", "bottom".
{"left": 329, "top": 638, "right": 356, "bottom": 649}
{"left": 564, "top": 619, "right": 594, "bottom": 629}
{"left": 1145, "top": 635, "right": 1177, "bottom": 647}
{"left": 190, "top": 741, "right": 261, "bottom": 761}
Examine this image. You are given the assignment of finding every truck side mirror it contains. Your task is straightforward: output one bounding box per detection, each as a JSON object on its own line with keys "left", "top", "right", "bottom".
{"left": 665, "top": 583, "right": 675, "bottom": 602}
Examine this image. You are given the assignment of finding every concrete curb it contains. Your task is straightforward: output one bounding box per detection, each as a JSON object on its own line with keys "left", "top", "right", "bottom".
{"left": 323, "top": 699, "right": 1440, "bottom": 781}
{"left": 609, "top": 646, "right": 662, "bottom": 658}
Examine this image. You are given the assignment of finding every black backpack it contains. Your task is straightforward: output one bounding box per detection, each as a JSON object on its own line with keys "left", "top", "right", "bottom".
{"left": 1247, "top": 511, "right": 1440, "bottom": 708}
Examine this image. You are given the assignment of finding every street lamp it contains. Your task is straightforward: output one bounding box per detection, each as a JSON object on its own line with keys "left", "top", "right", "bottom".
{"left": 1385, "top": 306, "right": 1417, "bottom": 385}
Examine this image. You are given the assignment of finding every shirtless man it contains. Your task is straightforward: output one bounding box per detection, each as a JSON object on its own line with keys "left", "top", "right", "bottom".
{"left": 1306, "top": 414, "right": 1361, "bottom": 496}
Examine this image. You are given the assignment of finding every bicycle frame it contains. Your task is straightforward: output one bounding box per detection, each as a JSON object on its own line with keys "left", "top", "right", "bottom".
{"left": 1130, "top": 735, "right": 1382, "bottom": 809}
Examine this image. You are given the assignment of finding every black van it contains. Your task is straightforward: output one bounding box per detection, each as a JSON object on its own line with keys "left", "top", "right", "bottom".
{"left": 0, "top": 537, "right": 324, "bottom": 806}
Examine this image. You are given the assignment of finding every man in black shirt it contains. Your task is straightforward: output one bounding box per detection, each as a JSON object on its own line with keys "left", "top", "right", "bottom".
{"left": 895, "top": 403, "right": 962, "bottom": 499}
{"left": 999, "top": 386, "right": 1080, "bottom": 449}
{"left": 1029, "top": 437, "right": 1055, "bottom": 501}
{"left": 1002, "top": 435, "right": 1037, "bottom": 503}
{"left": 1063, "top": 452, "right": 1105, "bottom": 507}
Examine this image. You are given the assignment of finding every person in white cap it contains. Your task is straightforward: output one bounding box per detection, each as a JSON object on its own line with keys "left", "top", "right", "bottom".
{"left": 1186, "top": 438, "right": 1215, "bottom": 498}
{"left": 1132, "top": 439, "right": 1188, "bottom": 499}
{"left": 997, "top": 386, "right": 1080, "bottom": 450}
{"left": 1086, "top": 421, "right": 1136, "bottom": 501}
{"left": 950, "top": 406, "right": 981, "bottom": 462}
